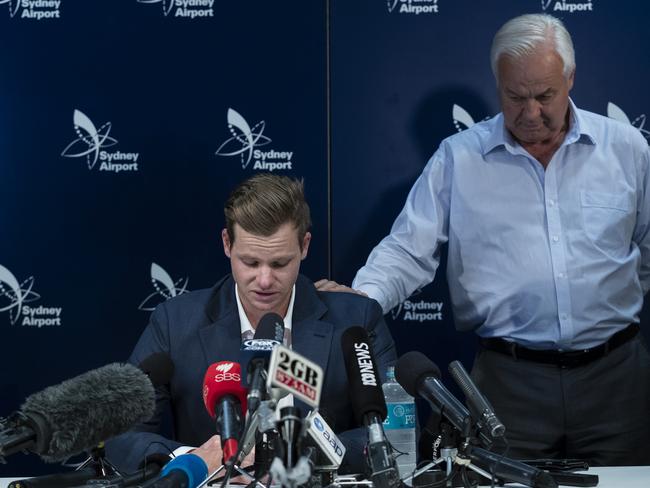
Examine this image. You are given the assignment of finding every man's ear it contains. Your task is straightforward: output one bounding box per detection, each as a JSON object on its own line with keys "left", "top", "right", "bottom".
{"left": 301, "top": 232, "right": 311, "bottom": 260}
{"left": 222, "top": 228, "right": 232, "bottom": 258}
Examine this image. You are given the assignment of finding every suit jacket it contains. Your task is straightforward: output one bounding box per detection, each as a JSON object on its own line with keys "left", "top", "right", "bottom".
{"left": 106, "top": 274, "right": 397, "bottom": 473}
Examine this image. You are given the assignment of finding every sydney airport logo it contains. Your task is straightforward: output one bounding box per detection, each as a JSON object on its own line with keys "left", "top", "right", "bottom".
{"left": 61, "top": 109, "right": 140, "bottom": 173}
{"left": 137, "top": 0, "right": 214, "bottom": 19}
{"left": 0, "top": 0, "right": 61, "bottom": 20}
{"left": 607, "top": 102, "right": 650, "bottom": 142}
{"left": 215, "top": 108, "right": 294, "bottom": 172}
{"left": 0, "top": 264, "right": 62, "bottom": 327}
{"left": 138, "top": 262, "right": 190, "bottom": 312}
{"left": 541, "top": 0, "right": 593, "bottom": 13}
{"left": 390, "top": 289, "right": 444, "bottom": 323}
{"left": 452, "top": 104, "right": 490, "bottom": 132}
{"left": 387, "top": 0, "right": 439, "bottom": 15}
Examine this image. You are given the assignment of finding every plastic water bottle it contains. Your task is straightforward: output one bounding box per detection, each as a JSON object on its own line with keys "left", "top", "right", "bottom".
{"left": 383, "top": 365, "right": 417, "bottom": 482}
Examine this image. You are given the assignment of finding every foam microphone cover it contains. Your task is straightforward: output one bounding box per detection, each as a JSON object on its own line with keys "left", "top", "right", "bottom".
{"left": 138, "top": 352, "right": 174, "bottom": 387}
{"left": 341, "top": 326, "right": 387, "bottom": 424}
{"left": 202, "top": 361, "right": 248, "bottom": 417}
{"left": 20, "top": 362, "right": 155, "bottom": 462}
{"left": 395, "top": 351, "right": 441, "bottom": 397}
{"left": 255, "top": 312, "right": 284, "bottom": 341}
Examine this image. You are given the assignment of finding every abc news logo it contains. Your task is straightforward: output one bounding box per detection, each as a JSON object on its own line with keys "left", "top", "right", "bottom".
{"left": 353, "top": 342, "right": 378, "bottom": 386}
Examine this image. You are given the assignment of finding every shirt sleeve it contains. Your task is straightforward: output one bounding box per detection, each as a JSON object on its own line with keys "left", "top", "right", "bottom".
{"left": 352, "top": 144, "right": 452, "bottom": 314}
{"left": 632, "top": 137, "right": 650, "bottom": 294}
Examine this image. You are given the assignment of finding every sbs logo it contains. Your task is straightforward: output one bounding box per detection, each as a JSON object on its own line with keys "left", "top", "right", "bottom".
{"left": 213, "top": 362, "right": 241, "bottom": 382}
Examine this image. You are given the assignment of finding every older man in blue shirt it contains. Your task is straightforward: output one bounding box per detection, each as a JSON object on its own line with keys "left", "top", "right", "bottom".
{"left": 318, "top": 13, "right": 650, "bottom": 465}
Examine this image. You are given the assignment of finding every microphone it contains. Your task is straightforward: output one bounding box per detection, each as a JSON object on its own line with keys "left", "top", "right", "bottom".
{"left": 395, "top": 351, "right": 473, "bottom": 435}
{"left": 341, "top": 326, "right": 400, "bottom": 488}
{"left": 148, "top": 453, "right": 208, "bottom": 488}
{"left": 468, "top": 446, "right": 557, "bottom": 488}
{"left": 241, "top": 313, "right": 283, "bottom": 413}
{"left": 448, "top": 360, "right": 505, "bottom": 438}
{"left": 202, "top": 361, "right": 247, "bottom": 463}
{"left": 0, "top": 362, "right": 155, "bottom": 463}
{"left": 303, "top": 410, "right": 346, "bottom": 470}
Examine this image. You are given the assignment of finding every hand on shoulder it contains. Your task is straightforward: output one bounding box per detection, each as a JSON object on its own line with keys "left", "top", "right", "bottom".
{"left": 314, "top": 279, "right": 368, "bottom": 297}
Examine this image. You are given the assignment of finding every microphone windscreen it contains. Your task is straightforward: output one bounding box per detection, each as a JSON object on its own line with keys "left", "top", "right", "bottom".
{"left": 255, "top": 313, "right": 284, "bottom": 342}
{"left": 341, "top": 326, "right": 387, "bottom": 423}
{"left": 202, "top": 361, "right": 248, "bottom": 417}
{"left": 138, "top": 352, "right": 174, "bottom": 387}
{"left": 395, "top": 351, "right": 441, "bottom": 397}
{"left": 20, "top": 363, "right": 155, "bottom": 462}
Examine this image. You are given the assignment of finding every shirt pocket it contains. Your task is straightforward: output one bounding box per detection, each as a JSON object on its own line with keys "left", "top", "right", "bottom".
{"left": 580, "top": 190, "right": 635, "bottom": 257}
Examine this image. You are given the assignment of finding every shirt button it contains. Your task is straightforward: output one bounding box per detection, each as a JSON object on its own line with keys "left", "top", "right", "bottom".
{"left": 558, "top": 272, "right": 565, "bottom": 278}
{"left": 548, "top": 199, "right": 555, "bottom": 207}
{"left": 552, "top": 235, "right": 559, "bottom": 242}
{"left": 561, "top": 313, "right": 568, "bottom": 320}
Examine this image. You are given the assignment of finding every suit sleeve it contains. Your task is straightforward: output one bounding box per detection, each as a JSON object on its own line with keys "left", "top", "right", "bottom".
{"left": 105, "top": 303, "right": 182, "bottom": 473}
{"left": 337, "top": 297, "right": 398, "bottom": 474}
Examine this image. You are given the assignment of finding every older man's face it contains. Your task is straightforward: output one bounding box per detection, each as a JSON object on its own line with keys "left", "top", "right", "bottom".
{"left": 498, "top": 47, "right": 574, "bottom": 146}
{"left": 222, "top": 222, "right": 310, "bottom": 327}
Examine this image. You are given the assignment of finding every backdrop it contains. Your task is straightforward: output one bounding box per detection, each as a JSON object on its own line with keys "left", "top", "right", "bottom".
{"left": 1, "top": 0, "right": 648, "bottom": 476}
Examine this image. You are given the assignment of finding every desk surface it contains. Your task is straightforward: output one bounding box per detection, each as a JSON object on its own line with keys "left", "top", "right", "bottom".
{"left": 1, "top": 466, "right": 648, "bottom": 488}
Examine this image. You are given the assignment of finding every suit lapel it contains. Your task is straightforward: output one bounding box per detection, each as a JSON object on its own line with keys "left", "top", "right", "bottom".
{"left": 198, "top": 276, "right": 242, "bottom": 365}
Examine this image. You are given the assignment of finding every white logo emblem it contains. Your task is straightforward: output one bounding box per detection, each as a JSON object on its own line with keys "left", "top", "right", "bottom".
{"left": 61, "top": 110, "right": 118, "bottom": 170}
{"left": 387, "top": 0, "right": 439, "bottom": 15}
{"left": 390, "top": 289, "right": 444, "bottom": 323}
{"left": 0, "top": 264, "right": 62, "bottom": 327}
{"left": 215, "top": 108, "right": 294, "bottom": 171}
{"left": 137, "top": 0, "right": 214, "bottom": 19}
{"left": 61, "top": 109, "right": 140, "bottom": 172}
{"left": 215, "top": 108, "right": 271, "bottom": 169}
{"left": 541, "top": 0, "right": 594, "bottom": 13}
{"left": 0, "top": 0, "right": 61, "bottom": 19}
{"left": 607, "top": 102, "right": 650, "bottom": 141}
{"left": 0, "top": 264, "right": 40, "bottom": 325}
{"left": 215, "top": 362, "right": 234, "bottom": 373}
{"left": 452, "top": 104, "right": 490, "bottom": 132}
{"left": 138, "top": 263, "right": 189, "bottom": 312}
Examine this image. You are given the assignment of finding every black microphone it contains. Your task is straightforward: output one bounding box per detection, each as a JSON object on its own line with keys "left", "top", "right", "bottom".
{"left": 241, "top": 312, "right": 283, "bottom": 413}
{"left": 395, "top": 351, "right": 473, "bottom": 435}
{"left": 448, "top": 360, "right": 505, "bottom": 438}
{"left": 468, "top": 446, "right": 557, "bottom": 488}
{"left": 341, "top": 326, "right": 400, "bottom": 488}
{"left": 0, "top": 362, "right": 155, "bottom": 463}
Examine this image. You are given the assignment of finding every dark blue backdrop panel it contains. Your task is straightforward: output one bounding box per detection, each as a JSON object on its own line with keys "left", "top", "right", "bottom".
{"left": 0, "top": 0, "right": 327, "bottom": 476}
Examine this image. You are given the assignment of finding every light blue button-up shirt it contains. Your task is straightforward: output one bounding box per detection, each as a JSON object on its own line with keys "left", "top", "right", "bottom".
{"left": 353, "top": 101, "right": 650, "bottom": 350}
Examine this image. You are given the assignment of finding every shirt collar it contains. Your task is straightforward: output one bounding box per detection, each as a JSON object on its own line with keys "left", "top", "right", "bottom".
{"left": 481, "top": 97, "right": 595, "bottom": 156}
{"left": 235, "top": 283, "right": 295, "bottom": 336}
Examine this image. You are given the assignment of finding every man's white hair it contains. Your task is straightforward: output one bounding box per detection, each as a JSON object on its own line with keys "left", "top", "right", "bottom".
{"left": 490, "top": 13, "right": 575, "bottom": 80}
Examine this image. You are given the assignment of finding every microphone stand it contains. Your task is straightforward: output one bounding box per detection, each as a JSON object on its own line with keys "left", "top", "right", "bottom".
{"left": 75, "top": 443, "right": 121, "bottom": 478}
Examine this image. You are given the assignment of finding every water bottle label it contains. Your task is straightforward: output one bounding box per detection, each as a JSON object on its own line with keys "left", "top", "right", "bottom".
{"left": 383, "top": 402, "right": 416, "bottom": 429}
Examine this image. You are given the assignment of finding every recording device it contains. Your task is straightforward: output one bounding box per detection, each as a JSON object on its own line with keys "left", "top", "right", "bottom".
{"left": 448, "top": 360, "right": 505, "bottom": 438}
{"left": 341, "top": 326, "right": 400, "bottom": 488}
{"left": 241, "top": 313, "right": 284, "bottom": 412}
{"left": 148, "top": 452, "right": 208, "bottom": 488}
{"left": 267, "top": 344, "right": 323, "bottom": 408}
{"left": 395, "top": 351, "right": 473, "bottom": 435}
{"left": 202, "top": 361, "right": 247, "bottom": 463}
{"left": 468, "top": 446, "right": 557, "bottom": 488}
{"left": 0, "top": 362, "right": 156, "bottom": 463}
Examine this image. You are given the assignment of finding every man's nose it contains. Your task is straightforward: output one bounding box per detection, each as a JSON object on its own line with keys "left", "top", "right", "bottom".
{"left": 257, "top": 267, "right": 273, "bottom": 288}
{"left": 523, "top": 99, "right": 541, "bottom": 119}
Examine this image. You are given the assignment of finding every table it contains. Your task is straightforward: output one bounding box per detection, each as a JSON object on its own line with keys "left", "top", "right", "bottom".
{"left": 1, "top": 466, "right": 648, "bottom": 488}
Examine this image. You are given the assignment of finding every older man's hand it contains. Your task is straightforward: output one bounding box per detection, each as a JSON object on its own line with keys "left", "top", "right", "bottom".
{"left": 314, "top": 279, "right": 368, "bottom": 296}
{"left": 191, "top": 435, "right": 256, "bottom": 484}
